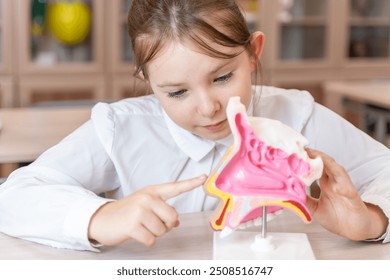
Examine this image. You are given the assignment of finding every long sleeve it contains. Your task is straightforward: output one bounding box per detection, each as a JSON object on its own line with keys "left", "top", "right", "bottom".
{"left": 302, "top": 103, "right": 390, "bottom": 242}
{"left": 0, "top": 121, "right": 120, "bottom": 251}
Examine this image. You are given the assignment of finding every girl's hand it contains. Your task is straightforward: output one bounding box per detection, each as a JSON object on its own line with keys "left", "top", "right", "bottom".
{"left": 88, "top": 175, "right": 207, "bottom": 247}
{"left": 306, "top": 149, "right": 387, "bottom": 241}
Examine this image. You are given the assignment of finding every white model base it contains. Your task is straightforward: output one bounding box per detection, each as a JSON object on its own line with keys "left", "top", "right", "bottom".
{"left": 213, "top": 231, "right": 315, "bottom": 260}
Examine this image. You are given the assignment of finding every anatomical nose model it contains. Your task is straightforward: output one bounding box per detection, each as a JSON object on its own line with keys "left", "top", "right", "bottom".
{"left": 204, "top": 97, "right": 323, "bottom": 258}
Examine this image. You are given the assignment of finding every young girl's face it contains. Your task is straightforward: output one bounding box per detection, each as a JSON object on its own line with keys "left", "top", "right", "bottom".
{"left": 147, "top": 38, "right": 259, "bottom": 141}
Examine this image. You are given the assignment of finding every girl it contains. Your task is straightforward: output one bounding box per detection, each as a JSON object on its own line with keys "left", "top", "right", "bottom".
{"left": 0, "top": 0, "right": 389, "bottom": 251}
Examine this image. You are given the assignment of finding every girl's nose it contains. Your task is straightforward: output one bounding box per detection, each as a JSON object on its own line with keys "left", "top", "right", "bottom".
{"left": 197, "top": 93, "right": 221, "bottom": 118}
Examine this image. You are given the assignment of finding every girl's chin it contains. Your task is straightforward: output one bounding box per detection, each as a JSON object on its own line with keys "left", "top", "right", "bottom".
{"left": 194, "top": 128, "right": 231, "bottom": 141}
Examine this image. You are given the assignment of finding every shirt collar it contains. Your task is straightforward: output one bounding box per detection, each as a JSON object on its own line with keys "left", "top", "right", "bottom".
{"left": 163, "top": 110, "right": 215, "bottom": 161}
{"left": 162, "top": 95, "right": 255, "bottom": 161}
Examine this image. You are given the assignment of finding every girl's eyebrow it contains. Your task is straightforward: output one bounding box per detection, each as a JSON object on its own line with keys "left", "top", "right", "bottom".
{"left": 157, "top": 81, "right": 187, "bottom": 88}
{"left": 210, "top": 60, "right": 232, "bottom": 75}
{"left": 157, "top": 60, "right": 233, "bottom": 88}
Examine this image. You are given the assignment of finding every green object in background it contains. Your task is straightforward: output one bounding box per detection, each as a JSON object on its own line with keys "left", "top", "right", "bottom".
{"left": 31, "top": 0, "right": 47, "bottom": 54}
{"left": 31, "top": 0, "right": 47, "bottom": 32}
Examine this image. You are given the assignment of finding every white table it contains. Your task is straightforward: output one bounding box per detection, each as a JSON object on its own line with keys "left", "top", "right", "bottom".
{"left": 1, "top": 211, "right": 389, "bottom": 260}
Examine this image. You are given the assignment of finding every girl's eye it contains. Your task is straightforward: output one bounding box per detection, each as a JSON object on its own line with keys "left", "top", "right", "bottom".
{"left": 168, "top": 89, "right": 187, "bottom": 99}
{"left": 214, "top": 72, "right": 233, "bottom": 83}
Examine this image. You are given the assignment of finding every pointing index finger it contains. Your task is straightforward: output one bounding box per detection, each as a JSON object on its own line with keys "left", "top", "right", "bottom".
{"left": 151, "top": 175, "right": 208, "bottom": 201}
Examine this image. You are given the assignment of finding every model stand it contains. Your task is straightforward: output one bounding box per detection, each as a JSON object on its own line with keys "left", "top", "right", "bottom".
{"left": 213, "top": 206, "right": 315, "bottom": 260}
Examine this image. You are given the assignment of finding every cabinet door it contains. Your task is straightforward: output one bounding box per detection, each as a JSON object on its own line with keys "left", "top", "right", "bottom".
{"left": 108, "top": 0, "right": 133, "bottom": 74}
{"left": 266, "top": 0, "right": 333, "bottom": 68}
{"left": 107, "top": 0, "right": 150, "bottom": 100}
{"left": 109, "top": 0, "right": 133, "bottom": 73}
{"left": 347, "top": 0, "right": 390, "bottom": 62}
{"left": 17, "top": 0, "right": 104, "bottom": 74}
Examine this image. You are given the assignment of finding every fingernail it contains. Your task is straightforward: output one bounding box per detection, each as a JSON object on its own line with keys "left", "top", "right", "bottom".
{"left": 196, "top": 175, "right": 207, "bottom": 181}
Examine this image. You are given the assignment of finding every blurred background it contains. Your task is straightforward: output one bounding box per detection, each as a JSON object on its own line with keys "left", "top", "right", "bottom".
{"left": 0, "top": 0, "right": 389, "bottom": 177}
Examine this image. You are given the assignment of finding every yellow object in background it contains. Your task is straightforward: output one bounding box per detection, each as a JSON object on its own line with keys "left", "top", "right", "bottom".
{"left": 47, "top": 1, "right": 91, "bottom": 46}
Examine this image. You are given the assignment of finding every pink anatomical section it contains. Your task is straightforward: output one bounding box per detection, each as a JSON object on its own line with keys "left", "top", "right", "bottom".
{"left": 205, "top": 97, "right": 323, "bottom": 232}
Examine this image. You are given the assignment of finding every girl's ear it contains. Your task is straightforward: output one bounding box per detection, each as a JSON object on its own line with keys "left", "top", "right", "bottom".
{"left": 139, "top": 70, "right": 146, "bottom": 81}
{"left": 133, "top": 65, "right": 145, "bottom": 80}
{"left": 250, "top": 31, "right": 265, "bottom": 60}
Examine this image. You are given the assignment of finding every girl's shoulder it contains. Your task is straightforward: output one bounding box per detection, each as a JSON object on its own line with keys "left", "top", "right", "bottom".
{"left": 256, "top": 86, "right": 315, "bottom": 132}
{"left": 258, "top": 85, "right": 314, "bottom": 105}
{"left": 90, "top": 95, "right": 165, "bottom": 152}
{"left": 92, "top": 94, "right": 163, "bottom": 117}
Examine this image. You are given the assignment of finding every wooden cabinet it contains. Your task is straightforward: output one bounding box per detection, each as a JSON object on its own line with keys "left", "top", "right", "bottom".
{"left": 1, "top": 0, "right": 390, "bottom": 108}
{"left": 18, "top": 0, "right": 104, "bottom": 75}
{"left": 249, "top": 0, "right": 390, "bottom": 104}
{"left": 337, "top": 0, "right": 390, "bottom": 79}
{"left": 3, "top": 0, "right": 150, "bottom": 108}
{"left": 16, "top": 0, "right": 106, "bottom": 106}
{"left": 259, "top": 0, "right": 336, "bottom": 87}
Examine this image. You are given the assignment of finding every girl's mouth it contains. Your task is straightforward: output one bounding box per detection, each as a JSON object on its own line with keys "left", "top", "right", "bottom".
{"left": 204, "top": 120, "right": 227, "bottom": 131}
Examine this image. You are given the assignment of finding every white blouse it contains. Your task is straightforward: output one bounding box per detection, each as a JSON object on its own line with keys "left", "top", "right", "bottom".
{"left": 1, "top": 86, "right": 390, "bottom": 251}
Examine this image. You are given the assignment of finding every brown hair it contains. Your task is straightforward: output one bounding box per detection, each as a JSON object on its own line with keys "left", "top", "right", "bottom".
{"left": 127, "top": 0, "right": 257, "bottom": 80}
